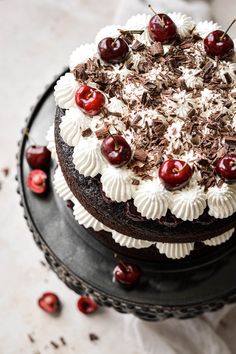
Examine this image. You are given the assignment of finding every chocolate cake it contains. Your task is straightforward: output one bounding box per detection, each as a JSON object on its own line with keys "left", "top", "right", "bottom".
{"left": 46, "top": 13, "right": 236, "bottom": 260}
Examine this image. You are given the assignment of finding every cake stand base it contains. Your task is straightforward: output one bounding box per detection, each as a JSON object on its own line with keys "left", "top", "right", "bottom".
{"left": 16, "top": 71, "right": 236, "bottom": 321}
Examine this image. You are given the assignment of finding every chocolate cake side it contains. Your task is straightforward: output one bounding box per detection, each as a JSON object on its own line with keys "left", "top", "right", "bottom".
{"left": 55, "top": 106, "right": 236, "bottom": 244}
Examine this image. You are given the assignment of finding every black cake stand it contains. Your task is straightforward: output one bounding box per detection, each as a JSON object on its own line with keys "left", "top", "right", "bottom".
{"left": 16, "top": 71, "right": 236, "bottom": 321}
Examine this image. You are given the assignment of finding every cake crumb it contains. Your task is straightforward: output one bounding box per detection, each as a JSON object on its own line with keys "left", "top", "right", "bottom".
{"left": 89, "top": 333, "right": 99, "bottom": 342}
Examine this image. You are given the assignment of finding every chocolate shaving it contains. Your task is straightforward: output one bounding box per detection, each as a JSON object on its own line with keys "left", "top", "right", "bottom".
{"left": 224, "top": 135, "right": 236, "bottom": 146}
{"left": 95, "top": 126, "right": 110, "bottom": 139}
{"left": 201, "top": 61, "right": 214, "bottom": 78}
{"left": 132, "top": 40, "right": 145, "bottom": 52}
{"left": 141, "top": 91, "right": 148, "bottom": 105}
{"left": 150, "top": 42, "right": 164, "bottom": 56}
{"left": 82, "top": 128, "right": 92, "bottom": 137}
{"left": 60, "top": 337, "right": 66, "bottom": 346}
{"left": 134, "top": 149, "right": 148, "bottom": 162}
{"left": 224, "top": 73, "right": 232, "bottom": 84}
{"left": 132, "top": 178, "right": 140, "bottom": 185}
{"left": 50, "top": 341, "right": 59, "bottom": 349}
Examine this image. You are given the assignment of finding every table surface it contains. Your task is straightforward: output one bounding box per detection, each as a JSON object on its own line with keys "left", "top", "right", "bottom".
{"left": 1, "top": 0, "right": 236, "bottom": 353}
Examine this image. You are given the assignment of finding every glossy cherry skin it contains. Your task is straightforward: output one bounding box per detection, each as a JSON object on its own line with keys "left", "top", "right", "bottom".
{"left": 75, "top": 85, "right": 105, "bottom": 116}
{"left": 204, "top": 30, "right": 234, "bottom": 59}
{"left": 26, "top": 169, "right": 47, "bottom": 194}
{"left": 77, "top": 296, "right": 98, "bottom": 314}
{"left": 26, "top": 145, "right": 51, "bottom": 170}
{"left": 38, "top": 292, "right": 61, "bottom": 314}
{"left": 148, "top": 14, "right": 177, "bottom": 43}
{"left": 216, "top": 154, "right": 236, "bottom": 183}
{"left": 101, "top": 134, "right": 132, "bottom": 166}
{"left": 159, "top": 160, "right": 192, "bottom": 190}
{"left": 113, "top": 263, "right": 141, "bottom": 288}
{"left": 98, "top": 37, "right": 129, "bottom": 63}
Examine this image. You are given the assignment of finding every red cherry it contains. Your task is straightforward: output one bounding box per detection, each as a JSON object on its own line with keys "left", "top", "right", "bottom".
{"left": 204, "top": 30, "right": 234, "bottom": 59}
{"left": 159, "top": 160, "right": 192, "bottom": 190}
{"left": 101, "top": 134, "right": 132, "bottom": 166}
{"left": 26, "top": 145, "right": 51, "bottom": 170}
{"left": 26, "top": 169, "right": 47, "bottom": 194}
{"left": 113, "top": 263, "right": 141, "bottom": 287}
{"left": 216, "top": 154, "right": 236, "bottom": 183}
{"left": 38, "top": 292, "right": 61, "bottom": 314}
{"left": 98, "top": 37, "right": 129, "bottom": 63}
{"left": 77, "top": 296, "right": 98, "bottom": 314}
{"left": 148, "top": 14, "right": 177, "bottom": 44}
{"left": 75, "top": 85, "right": 105, "bottom": 116}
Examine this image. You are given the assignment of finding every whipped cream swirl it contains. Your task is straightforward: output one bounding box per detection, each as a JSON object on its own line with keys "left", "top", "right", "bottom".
{"left": 73, "top": 199, "right": 109, "bottom": 232}
{"left": 59, "top": 108, "right": 90, "bottom": 147}
{"left": 53, "top": 166, "right": 73, "bottom": 201}
{"left": 168, "top": 12, "right": 195, "bottom": 38}
{"left": 111, "top": 230, "right": 154, "bottom": 249}
{"left": 54, "top": 73, "right": 79, "bottom": 109}
{"left": 207, "top": 184, "right": 236, "bottom": 219}
{"left": 156, "top": 242, "right": 194, "bottom": 259}
{"left": 133, "top": 178, "right": 170, "bottom": 220}
{"left": 69, "top": 43, "right": 96, "bottom": 70}
{"left": 194, "top": 20, "right": 221, "bottom": 38}
{"left": 101, "top": 166, "right": 135, "bottom": 202}
{"left": 204, "top": 228, "right": 235, "bottom": 246}
{"left": 73, "top": 137, "right": 106, "bottom": 177}
{"left": 170, "top": 184, "right": 206, "bottom": 221}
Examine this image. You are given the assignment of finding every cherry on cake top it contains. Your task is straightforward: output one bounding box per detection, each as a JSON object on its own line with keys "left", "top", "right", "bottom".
{"left": 216, "top": 154, "right": 236, "bottom": 183}
{"left": 75, "top": 85, "right": 105, "bottom": 116}
{"left": 98, "top": 37, "right": 129, "bottom": 63}
{"left": 204, "top": 19, "right": 236, "bottom": 59}
{"left": 101, "top": 134, "right": 132, "bottom": 166}
{"left": 159, "top": 160, "right": 192, "bottom": 191}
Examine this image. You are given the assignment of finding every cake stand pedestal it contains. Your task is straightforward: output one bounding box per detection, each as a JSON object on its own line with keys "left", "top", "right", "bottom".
{"left": 16, "top": 71, "right": 236, "bottom": 321}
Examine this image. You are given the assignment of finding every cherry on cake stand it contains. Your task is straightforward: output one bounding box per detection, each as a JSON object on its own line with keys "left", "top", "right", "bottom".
{"left": 16, "top": 71, "right": 236, "bottom": 321}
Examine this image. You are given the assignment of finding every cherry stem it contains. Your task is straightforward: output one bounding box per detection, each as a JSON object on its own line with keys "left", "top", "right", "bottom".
{"left": 148, "top": 4, "right": 164, "bottom": 27}
{"left": 24, "top": 128, "right": 37, "bottom": 146}
{"left": 220, "top": 18, "right": 236, "bottom": 40}
{"left": 172, "top": 162, "right": 187, "bottom": 174}
{"left": 108, "top": 131, "right": 120, "bottom": 151}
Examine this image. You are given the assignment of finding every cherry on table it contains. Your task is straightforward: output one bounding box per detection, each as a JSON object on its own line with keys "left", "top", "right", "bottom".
{"left": 77, "top": 296, "right": 98, "bottom": 315}
{"left": 148, "top": 5, "right": 177, "bottom": 44}
{"left": 159, "top": 159, "right": 192, "bottom": 190}
{"left": 75, "top": 85, "right": 105, "bottom": 116}
{"left": 98, "top": 37, "right": 129, "bottom": 63}
{"left": 101, "top": 134, "right": 132, "bottom": 166}
{"left": 26, "top": 145, "right": 51, "bottom": 170}
{"left": 204, "top": 19, "right": 236, "bottom": 59}
{"left": 38, "top": 292, "right": 61, "bottom": 315}
{"left": 216, "top": 154, "right": 236, "bottom": 183}
{"left": 113, "top": 263, "right": 141, "bottom": 288}
{"left": 26, "top": 169, "right": 48, "bottom": 194}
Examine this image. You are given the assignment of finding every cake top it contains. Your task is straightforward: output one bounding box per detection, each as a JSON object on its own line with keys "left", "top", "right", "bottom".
{"left": 53, "top": 12, "right": 236, "bottom": 223}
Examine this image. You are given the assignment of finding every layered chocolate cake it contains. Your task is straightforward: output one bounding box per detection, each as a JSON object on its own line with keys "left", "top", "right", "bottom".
{"left": 46, "top": 13, "right": 236, "bottom": 260}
